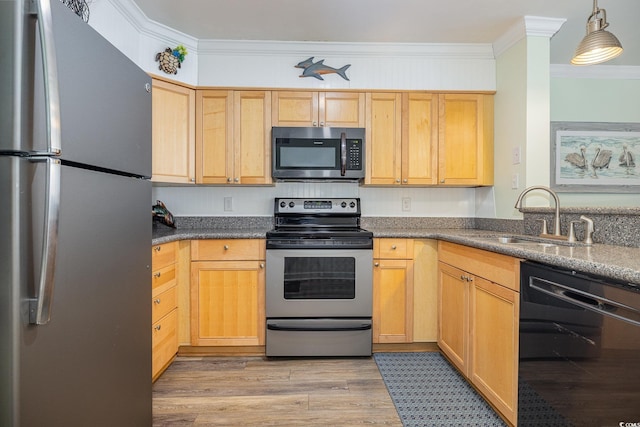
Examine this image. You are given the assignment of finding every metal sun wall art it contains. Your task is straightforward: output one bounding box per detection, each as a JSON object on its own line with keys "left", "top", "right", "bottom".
{"left": 550, "top": 121, "right": 640, "bottom": 193}
{"left": 295, "top": 57, "right": 351, "bottom": 81}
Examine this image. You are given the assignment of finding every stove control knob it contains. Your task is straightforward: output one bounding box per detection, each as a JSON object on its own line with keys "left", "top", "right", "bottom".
{"left": 341, "top": 201, "right": 347, "bottom": 208}
{"left": 280, "top": 201, "right": 286, "bottom": 208}
{"left": 289, "top": 201, "right": 295, "bottom": 208}
{"left": 349, "top": 201, "right": 356, "bottom": 208}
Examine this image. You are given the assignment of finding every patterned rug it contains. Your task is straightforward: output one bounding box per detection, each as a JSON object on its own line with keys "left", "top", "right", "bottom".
{"left": 374, "top": 352, "right": 506, "bottom": 427}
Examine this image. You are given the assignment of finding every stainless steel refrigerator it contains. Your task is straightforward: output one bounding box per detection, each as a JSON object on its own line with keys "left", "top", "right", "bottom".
{"left": 1, "top": 1, "right": 152, "bottom": 425}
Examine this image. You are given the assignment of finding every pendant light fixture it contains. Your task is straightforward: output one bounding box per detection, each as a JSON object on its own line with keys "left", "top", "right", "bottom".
{"left": 571, "top": 0, "right": 623, "bottom": 65}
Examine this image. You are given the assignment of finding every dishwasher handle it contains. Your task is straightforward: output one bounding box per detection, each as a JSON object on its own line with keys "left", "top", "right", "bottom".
{"left": 528, "top": 276, "right": 640, "bottom": 327}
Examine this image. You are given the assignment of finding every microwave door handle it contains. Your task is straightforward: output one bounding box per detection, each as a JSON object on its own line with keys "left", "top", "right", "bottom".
{"left": 340, "top": 132, "right": 347, "bottom": 176}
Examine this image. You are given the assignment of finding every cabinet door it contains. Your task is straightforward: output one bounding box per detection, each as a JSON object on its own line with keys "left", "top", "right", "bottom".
{"left": 272, "top": 91, "right": 319, "bottom": 126}
{"left": 470, "top": 277, "right": 519, "bottom": 425}
{"left": 234, "top": 91, "right": 272, "bottom": 184}
{"left": 321, "top": 92, "right": 365, "bottom": 127}
{"left": 373, "top": 259, "right": 414, "bottom": 343}
{"left": 438, "top": 261, "right": 468, "bottom": 375}
{"left": 195, "top": 90, "right": 233, "bottom": 184}
{"left": 191, "top": 260, "right": 265, "bottom": 346}
{"left": 365, "top": 93, "right": 402, "bottom": 185}
{"left": 438, "top": 94, "right": 494, "bottom": 185}
{"left": 152, "top": 79, "right": 195, "bottom": 183}
{"left": 402, "top": 93, "right": 438, "bottom": 185}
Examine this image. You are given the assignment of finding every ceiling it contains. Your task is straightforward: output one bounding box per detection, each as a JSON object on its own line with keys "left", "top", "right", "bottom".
{"left": 131, "top": 0, "right": 640, "bottom": 66}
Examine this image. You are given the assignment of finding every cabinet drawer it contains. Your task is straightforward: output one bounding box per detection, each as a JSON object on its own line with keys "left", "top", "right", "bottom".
{"left": 191, "top": 239, "right": 265, "bottom": 261}
{"left": 152, "top": 285, "right": 177, "bottom": 324}
{"left": 152, "top": 242, "right": 177, "bottom": 270}
{"left": 438, "top": 241, "right": 520, "bottom": 291}
{"left": 374, "top": 238, "right": 412, "bottom": 259}
{"left": 152, "top": 308, "right": 178, "bottom": 377}
{"left": 152, "top": 263, "right": 176, "bottom": 290}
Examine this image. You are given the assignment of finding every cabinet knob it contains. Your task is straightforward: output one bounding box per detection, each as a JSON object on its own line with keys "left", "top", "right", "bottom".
{"left": 403, "top": 179, "right": 408, "bottom": 183}
{"left": 223, "top": 245, "right": 229, "bottom": 250}
{"left": 154, "top": 325, "right": 161, "bottom": 331}
{"left": 154, "top": 246, "right": 161, "bottom": 252}
{"left": 190, "top": 178, "right": 195, "bottom": 182}
{"left": 153, "top": 299, "right": 161, "bottom": 304}
{"left": 440, "top": 179, "right": 445, "bottom": 183}
{"left": 313, "top": 121, "right": 318, "bottom": 126}
{"left": 460, "top": 275, "right": 465, "bottom": 281}
{"left": 154, "top": 272, "right": 161, "bottom": 278}
{"left": 320, "top": 121, "right": 325, "bottom": 127}
{"left": 374, "top": 262, "right": 379, "bottom": 267}
{"left": 260, "top": 263, "right": 265, "bottom": 269}
{"left": 227, "top": 177, "right": 232, "bottom": 183}
{"left": 391, "top": 245, "right": 397, "bottom": 250}
{"left": 396, "top": 178, "right": 401, "bottom": 183}
{"left": 234, "top": 177, "right": 239, "bottom": 183}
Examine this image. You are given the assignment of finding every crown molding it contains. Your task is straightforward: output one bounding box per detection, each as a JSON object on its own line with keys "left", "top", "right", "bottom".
{"left": 107, "top": 0, "right": 197, "bottom": 49}
{"left": 493, "top": 16, "right": 566, "bottom": 58}
{"left": 197, "top": 39, "right": 495, "bottom": 59}
{"left": 551, "top": 64, "right": 640, "bottom": 79}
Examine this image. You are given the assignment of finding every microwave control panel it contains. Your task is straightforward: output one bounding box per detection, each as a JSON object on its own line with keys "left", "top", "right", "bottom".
{"left": 347, "top": 140, "right": 363, "bottom": 170}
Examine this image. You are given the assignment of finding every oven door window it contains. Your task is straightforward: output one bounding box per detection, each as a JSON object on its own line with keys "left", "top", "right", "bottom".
{"left": 283, "top": 257, "right": 355, "bottom": 299}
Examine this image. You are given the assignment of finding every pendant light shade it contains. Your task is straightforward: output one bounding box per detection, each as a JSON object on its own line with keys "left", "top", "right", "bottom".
{"left": 571, "top": 0, "right": 623, "bottom": 66}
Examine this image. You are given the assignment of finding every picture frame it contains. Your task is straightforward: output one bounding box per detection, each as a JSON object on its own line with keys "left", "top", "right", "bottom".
{"left": 550, "top": 121, "right": 640, "bottom": 193}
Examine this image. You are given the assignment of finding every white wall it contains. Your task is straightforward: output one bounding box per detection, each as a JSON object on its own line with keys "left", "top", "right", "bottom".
{"left": 550, "top": 72, "right": 640, "bottom": 207}
{"left": 152, "top": 184, "right": 476, "bottom": 217}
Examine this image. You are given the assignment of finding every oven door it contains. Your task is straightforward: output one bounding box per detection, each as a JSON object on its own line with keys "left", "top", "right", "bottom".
{"left": 266, "top": 248, "right": 373, "bottom": 318}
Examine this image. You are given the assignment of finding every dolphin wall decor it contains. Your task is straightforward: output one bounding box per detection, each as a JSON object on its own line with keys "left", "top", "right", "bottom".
{"left": 295, "top": 57, "right": 351, "bottom": 81}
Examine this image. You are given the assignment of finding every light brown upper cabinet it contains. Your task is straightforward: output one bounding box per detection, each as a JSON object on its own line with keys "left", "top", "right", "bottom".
{"left": 272, "top": 91, "right": 365, "bottom": 127}
{"left": 151, "top": 79, "right": 196, "bottom": 184}
{"left": 365, "top": 93, "right": 402, "bottom": 185}
{"left": 438, "top": 93, "right": 494, "bottom": 186}
{"left": 195, "top": 90, "right": 272, "bottom": 185}
{"left": 401, "top": 93, "right": 439, "bottom": 185}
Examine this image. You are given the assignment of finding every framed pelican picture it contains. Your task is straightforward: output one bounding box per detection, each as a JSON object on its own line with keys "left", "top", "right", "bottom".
{"left": 550, "top": 121, "right": 640, "bottom": 193}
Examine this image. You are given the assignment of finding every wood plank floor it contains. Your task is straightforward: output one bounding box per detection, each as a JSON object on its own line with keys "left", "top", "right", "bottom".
{"left": 153, "top": 356, "right": 403, "bottom": 426}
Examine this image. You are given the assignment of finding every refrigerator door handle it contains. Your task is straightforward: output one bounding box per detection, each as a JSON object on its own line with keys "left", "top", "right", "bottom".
{"left": 34, "top": 0, "right": 62, "bottom": 155}
{"left": 30, "top": 157, "right": 61, "bottom": 324}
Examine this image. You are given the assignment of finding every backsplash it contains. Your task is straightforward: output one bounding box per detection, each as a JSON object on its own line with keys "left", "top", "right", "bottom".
{"left": 519, "top": 207, "right": 640, "bottom": 248}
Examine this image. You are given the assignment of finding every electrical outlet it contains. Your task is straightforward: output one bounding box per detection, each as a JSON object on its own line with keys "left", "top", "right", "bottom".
{"left": 224, "top": 197, "right": 233, "bottom": 211}
{"left": 402, "top": 197, "right": 411, "bottom": 212}
{"left": 511, "top": 173, "right": 519, "bottom": 189}
{"left": 512, "top": 147, "right": 521, "bottom": 165}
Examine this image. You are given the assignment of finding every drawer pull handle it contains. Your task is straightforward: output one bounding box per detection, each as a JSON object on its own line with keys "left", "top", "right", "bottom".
{"left": 153, "top": 299, "right": 161, "bottom": 304}
{"left": 154, "top": 246, "right": 161, "bottom": 252}
{"left": 223, "top": 245, "right": 229, "bottom": 250}
{"left": 154, "top": 272, "right": 161, "bottom": 278}
{"left": 154, "top": 325, "right": 161, "bottom": 331}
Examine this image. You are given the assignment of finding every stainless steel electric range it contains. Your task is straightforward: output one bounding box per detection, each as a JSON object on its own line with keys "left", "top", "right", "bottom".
{"left": 265, "top": 198, "right": 373, "bottom": 357}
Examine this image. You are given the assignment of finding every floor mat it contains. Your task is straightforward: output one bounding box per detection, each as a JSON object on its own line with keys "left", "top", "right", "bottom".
{"left": 373, "top": 352, "right": 506, "bottom": 427}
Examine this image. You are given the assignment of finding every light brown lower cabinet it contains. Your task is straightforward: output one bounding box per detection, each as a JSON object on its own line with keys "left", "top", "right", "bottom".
{"left": 190, "top": 239, "right": 265, "bottom": 346}
{"left": 373, "top": 238, "right": 414, "bottom": 343}
{"left": 151, "top": 242, "right": 179, "bottom": 381}
{"left": 438, "top": 241, "right": 519, "bottom": 426}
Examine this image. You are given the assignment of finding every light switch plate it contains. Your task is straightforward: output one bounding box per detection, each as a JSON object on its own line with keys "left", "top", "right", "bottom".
{"left": 512, "top": 147, "right": 521, "bottom": 165}
{"left": 224, "top": 197, "right": 233, "bottom": 211}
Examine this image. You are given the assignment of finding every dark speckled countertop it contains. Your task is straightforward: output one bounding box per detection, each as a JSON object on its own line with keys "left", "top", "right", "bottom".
{"left": 152, "top": 224, "right": 640, "bottom": 286}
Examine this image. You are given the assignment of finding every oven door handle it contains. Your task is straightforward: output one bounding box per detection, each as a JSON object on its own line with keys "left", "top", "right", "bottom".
{"left": 267, "top": 322, "right": 372, "bottom": 332}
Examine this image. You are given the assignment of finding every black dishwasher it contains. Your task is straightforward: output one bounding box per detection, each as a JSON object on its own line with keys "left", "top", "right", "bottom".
{"left": 519, "top": 261, "right": 640, "bottom": 427}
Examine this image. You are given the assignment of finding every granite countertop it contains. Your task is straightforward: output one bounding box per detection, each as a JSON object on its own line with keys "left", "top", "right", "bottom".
{"left": 152, "top": 226, "right": 640, "bottom": 286}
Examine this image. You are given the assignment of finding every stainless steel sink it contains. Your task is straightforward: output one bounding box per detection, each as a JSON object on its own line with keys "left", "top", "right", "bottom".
{"left": 477, "top": 235, "right": 561, "bottom": 247}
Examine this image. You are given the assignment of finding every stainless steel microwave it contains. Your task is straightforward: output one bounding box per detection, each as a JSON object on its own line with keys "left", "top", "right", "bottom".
{"left": 272, "top": 127, "right": 365, "bottom": 181}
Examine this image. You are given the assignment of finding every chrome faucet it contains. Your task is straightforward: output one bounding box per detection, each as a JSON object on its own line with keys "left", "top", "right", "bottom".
{"left": 580, "top": 215, "right": 594, "bottom": 245}
{"left": 514, "top": 185, "right": 562, "bottom": 237}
